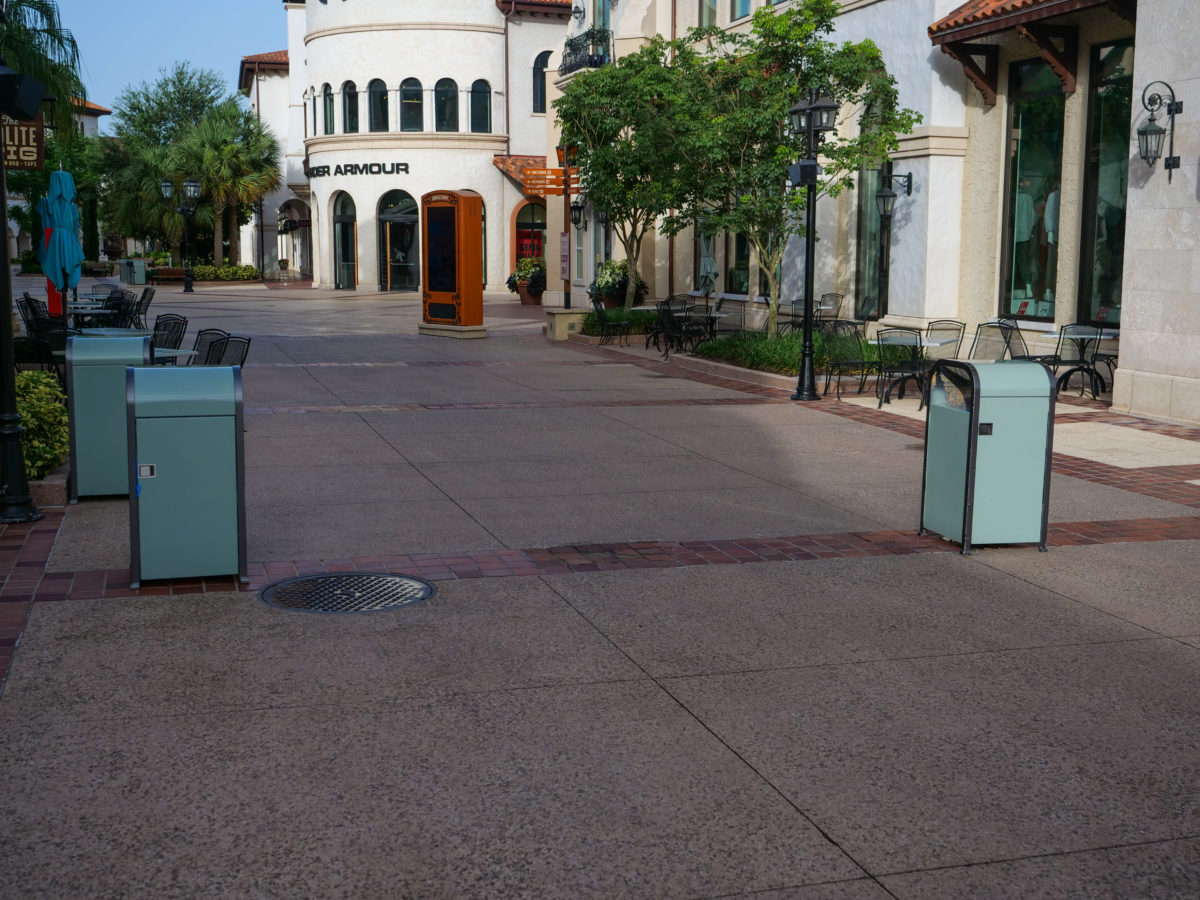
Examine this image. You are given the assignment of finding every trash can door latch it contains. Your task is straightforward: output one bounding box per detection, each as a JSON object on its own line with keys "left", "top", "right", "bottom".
{"left": 978, "top": 423, "right": 993, "bottom": 435}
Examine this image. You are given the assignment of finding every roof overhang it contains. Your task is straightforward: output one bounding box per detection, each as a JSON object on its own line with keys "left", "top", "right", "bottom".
{"left": 929, "top": 0, "right": 1132, "bottom": 44}
{"left": 495, "top": 0, "right": 572, "bottom": 18}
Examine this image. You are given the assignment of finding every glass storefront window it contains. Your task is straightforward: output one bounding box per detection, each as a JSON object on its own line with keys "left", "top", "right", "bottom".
{"left": 725, "top": 230, "right": 749, "bottom": 294}
{"left": 470, "top": 80, "right": 491, "bottom": 134}
{"left": 332, "top": 192, "right": 356, "bottom": 290}
{"left": 435, "top": 79, "right": 458, "bottom": 132}
{"left": 699, "top": 0, "right": 716, "bottom": 27}
{"left": 731, "top": 0, "right": 750, "bottom": 20}
{"left": 377, "top": 190, "right": 418, "bottom": 292}
{"left": 1000, "top": 59, "right": 1064, "bottom": 321}
{"left": 1078, "top": 40, "right": 1132, "bottom": 327}
{"left": 855, "top": 163, "right": 882, "bottom": 319}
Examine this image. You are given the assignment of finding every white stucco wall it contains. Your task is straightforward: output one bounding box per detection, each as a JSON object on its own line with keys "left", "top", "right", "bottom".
{"left": 266, "top": 0, "right": 569, "bottom": 290}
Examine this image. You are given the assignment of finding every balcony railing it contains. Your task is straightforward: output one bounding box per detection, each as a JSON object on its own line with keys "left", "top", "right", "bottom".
{"left": 558, "top": 27, "right": 612, "bottom": 76}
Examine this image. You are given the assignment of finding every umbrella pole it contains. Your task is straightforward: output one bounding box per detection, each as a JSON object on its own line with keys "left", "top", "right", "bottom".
{"left": 0, "top": 137, "right": 43, "bottom": 522}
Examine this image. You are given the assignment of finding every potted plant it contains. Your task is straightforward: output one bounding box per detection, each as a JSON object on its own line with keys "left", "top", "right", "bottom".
{"left": 506, "top": 256, "right": 546, "bottom": 305}
{"left": 589, "top": 259, "right": 647, "bottom": 309}
{"left": 278, "top": 258, "right": 289, "bottom": 270}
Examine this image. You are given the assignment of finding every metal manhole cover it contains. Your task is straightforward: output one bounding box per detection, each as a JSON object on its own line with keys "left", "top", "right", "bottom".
{"left": 260, "top": 573, "right": 436, "bottom": 613}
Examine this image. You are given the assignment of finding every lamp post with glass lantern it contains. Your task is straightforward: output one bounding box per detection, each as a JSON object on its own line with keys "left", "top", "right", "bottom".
{"left": 160, "top": 178, "right": 201, "bottom": 292}
{"left": 556, "top": 144, "right": 578, "bottom": 308}
{"left": 874, "top": 165, "right": 912, "bottom": 319}
{"left": 786, "top": 90, "right": 838, "bottom": 402}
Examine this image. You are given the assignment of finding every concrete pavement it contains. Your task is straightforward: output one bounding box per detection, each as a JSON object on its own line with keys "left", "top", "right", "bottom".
{"left": 1, "top": 279, "right": 1199, "bottom": 897}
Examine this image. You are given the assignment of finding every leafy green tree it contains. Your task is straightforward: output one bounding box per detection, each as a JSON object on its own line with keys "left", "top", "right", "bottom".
{"left": 172, "top": 100, "right": 280, "bottom": 265}
{"left": 0, "top": 0, "right": 85, "bottom": 136}
{"left": 111, "top": 62, "right": 228, "bottom": 149}
{"left": 555, "top": 36, "right": 699, "bottom": 311}
{"left": 668, "top": 1, "right": 920, "bottom": 336}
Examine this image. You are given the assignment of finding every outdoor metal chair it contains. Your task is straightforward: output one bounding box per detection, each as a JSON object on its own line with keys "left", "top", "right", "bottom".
{"left": 187, "top": 328, "right": 230, "bottom": 366}
{"left": 150, "top": 315, "right": 189, "bottom": 363}
{"left": 967, "top": 322, "right": 1013, "bottom": 360}
{"left": 820, "top": 319, "right": 870, "bottom": 399}
{"left": 590, "top": 297, "right": 632, "bottom": 347}
{"left": 203, "top": 335, "right": 252, "bottom": 367}
{"left": 1049, "top": 323, "right": 1107, "bottom": 398}
{"left": 655, "top": 301, "right": 706, "bottom": 359}
{"left": 133, "top": 287, "right": 156, "bottom": 329}
{"left": 12, "top": 336, "right": 64, "bottom": 387}
{"left": 875, "top": 327, "right": 925, "bottom": 407}
{"left": 817, "top": 292, "right": 845, "bottom": 325}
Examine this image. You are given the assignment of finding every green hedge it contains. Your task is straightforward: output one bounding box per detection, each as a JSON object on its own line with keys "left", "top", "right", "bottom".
{"left": 16, "top": 372, "right": 69, "bottom": 479}
{"left": 579, "top": 308, "right": 658, "bottom": 336}
{"left": 189, "top": 264, "right": 261, "bottom": 281}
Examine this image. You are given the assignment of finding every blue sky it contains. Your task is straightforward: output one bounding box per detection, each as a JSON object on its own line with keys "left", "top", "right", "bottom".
{"left": 57, "top": 0, "right": 287, "bottom": 131}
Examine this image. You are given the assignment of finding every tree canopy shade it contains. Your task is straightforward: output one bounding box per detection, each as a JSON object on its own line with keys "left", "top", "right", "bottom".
{"left": 0, "top": 0, "right": 85, "bottom": 136}
{"left": 668, "top": 1, "right": 921, "bottom": 335}
{"left": 172, "top": 100, "right": 281, "bottom": 265}
{"left": 111, "top": 62, "right": 229, "bottom": 148}
{"left": 554, "top": 36, "right": 698, "bottom": 310}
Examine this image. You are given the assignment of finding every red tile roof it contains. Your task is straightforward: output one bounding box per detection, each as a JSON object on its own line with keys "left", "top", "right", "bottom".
{"left": 495, "top": 0, "right": 572, "bottom": 16}
{"left": 929, "top": 0, "right": 1107, "bottom": 42}
{"left": 75, "top": 99, "right": 111, "bottom": 116}
{"left": 492, "top": 155, "right": 548, "bottom": 195}
{"left": 242, "top": 50, "right": 289, "bottom": 65}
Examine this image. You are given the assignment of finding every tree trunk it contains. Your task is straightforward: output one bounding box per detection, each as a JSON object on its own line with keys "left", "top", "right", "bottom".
{"left": 212, "top": 204, "right": 224, "bottom": 268}
{"left": 228, "top": 207, "right": 240, "bottom": 266}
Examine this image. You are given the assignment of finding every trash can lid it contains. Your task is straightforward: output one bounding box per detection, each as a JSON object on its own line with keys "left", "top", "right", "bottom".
{"left": 127, "top": 366, "right": 242, "bottom": 418}
{"left": 66, "top": 335, "right": 151, "bottom": 366}
{"left": 964, "top": 359, "right": 1054, "bottom": 398}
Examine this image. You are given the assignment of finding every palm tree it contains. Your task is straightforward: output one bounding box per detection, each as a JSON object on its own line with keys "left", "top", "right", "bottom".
{"left": 0, "top": 0, "right": 85, "bottom": 135}
{"left": 173, "top": 101, "right": 281, "bottom": 266}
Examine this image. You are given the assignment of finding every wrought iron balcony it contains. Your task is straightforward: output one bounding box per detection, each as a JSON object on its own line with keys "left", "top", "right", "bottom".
{"left": 559, "top": 27, "right": 612, "bottom": 76}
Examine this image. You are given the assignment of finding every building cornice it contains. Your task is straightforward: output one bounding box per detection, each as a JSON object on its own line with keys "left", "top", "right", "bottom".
{"left": 891, "top": 126, "right": 971, "bottom": 160}
{"left": 305, "top": 22, "right": 505, "bottom": 45}
{"left": 305, "top": 132, "right": 510, "bottom": 154}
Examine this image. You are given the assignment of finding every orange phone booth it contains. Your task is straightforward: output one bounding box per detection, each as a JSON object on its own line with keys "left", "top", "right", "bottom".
{"left": 419, "top": 189, "right": 485, "bottom": 338}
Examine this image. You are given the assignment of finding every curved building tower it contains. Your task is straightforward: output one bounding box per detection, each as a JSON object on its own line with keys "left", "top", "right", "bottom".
{"left": 281, "top": 0, "right": 568, "bottom": 291}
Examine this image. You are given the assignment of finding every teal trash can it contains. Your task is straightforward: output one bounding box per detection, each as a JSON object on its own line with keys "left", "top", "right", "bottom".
{"left": 130, "top": 259, "right": 147, "bottom": 285}
{"left": 920, "top": 359, "right": 1056, "bottom": 554}
{"left": 67, "top": 335, "right": 152, "bottom": 501}
{"left": 126, "top": 366, "right": 247, "bottom": 587}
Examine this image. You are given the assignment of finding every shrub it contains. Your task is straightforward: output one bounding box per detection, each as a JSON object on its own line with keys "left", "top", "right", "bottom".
{"left": 19, "top": 249, "right": 42, "bottom": 274}
{"left": 580, "top": 308, "right": 657, "bottom": 336}
{"left": 507, "top": 256, "right": 546, "bottom": 295}
{"left": 692, "top": 331, "right": 837, "bottom": 375}
{"left": 16, "top": 372, "right": 69, "bottom": 480}
{"left": 588, "top": 259, "right": 647, "bottom": 306}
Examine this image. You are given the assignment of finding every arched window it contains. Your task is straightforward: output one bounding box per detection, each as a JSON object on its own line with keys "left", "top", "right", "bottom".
{"left": 332, "top": 192, "right": 357, "bottom": 290}
{"left": 532, "top": 50, "right": 552, "bottom": 114}
{"left": 310, "top": 87, "right": 317, "bottom": 137}
{"left": 378, "top": 190, "right": 419, "bottom": 292}
{"left": 434, "top": 78, "right": 458, "bottom": 132}
{"left": 342, "top": 81, "right": 359, "bottom": 133}
{"left": 400, "top": 78, "right": 423, "bottom": 132}
{"left": 469, "top": 80, "right": 491, "bottom": 133}
{"left": 368, "top": 79, "right": 388, "bottom": 132}
{"left": 516, "top": 203, "right": 546, "bottom": 260}
{"left": 322, "top": 84, "right": 334, "bottom": 135}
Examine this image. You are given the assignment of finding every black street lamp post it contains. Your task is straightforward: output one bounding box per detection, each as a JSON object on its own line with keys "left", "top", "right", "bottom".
{"left": 160, "top": 178, "right": 201, "bottom": 292}
{"left": 874, "top": 166, "right": 912, "bottom": 320}
{"left": 787, "top": 90, "right": 838, "bottom": 402}
{"left": 0, "top": 58, "right": 46, "bottom": 523}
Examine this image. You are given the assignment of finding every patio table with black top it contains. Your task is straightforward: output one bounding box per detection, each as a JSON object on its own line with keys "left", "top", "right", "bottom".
{"left": 1044, "top": 327, "right": 1118, "bottom": 397}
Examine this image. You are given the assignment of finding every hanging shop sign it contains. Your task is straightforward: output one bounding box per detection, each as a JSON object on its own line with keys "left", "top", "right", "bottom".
{"left": 2, "top": 113, "right": 45, "bottom": 171}
{"left": 307, "top": 160, "right": 410, "bottom": 178}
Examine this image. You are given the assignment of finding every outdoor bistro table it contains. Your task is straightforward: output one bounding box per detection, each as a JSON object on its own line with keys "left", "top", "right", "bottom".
{"left": 150, "top": 347, "right": 198, "bottom": 364}
{"left": 875, "top": 332, "right": 957, "bottom": 408}
{"left": 79, "top": 328, "right": 153, "bottom": 338}
{"left": 1044, "top": 326, "right": 1118, "bottom": 397}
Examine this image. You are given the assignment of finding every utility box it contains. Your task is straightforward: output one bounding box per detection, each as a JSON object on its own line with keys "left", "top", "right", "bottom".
{"left": 67, "top": 335, "right": 152, "bottom": 501}
{"left": 126, "top": 366, "right": 247, "bottom": 587}
{"left": 920, "top": 359, "right": 1055, "bottom": 554}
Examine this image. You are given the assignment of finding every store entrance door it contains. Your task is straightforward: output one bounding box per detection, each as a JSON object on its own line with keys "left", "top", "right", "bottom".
{"left": 378, "top": 190, "right": 419, "bottom": 292}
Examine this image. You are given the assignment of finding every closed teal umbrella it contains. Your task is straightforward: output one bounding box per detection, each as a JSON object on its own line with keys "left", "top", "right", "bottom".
{"left": 36, "top": 170, "right": 85, "bottom": 312}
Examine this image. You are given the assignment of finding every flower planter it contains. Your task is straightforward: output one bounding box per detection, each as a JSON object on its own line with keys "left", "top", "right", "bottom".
{"left": 516, "top": 281, "right": 542, "bottom": 306}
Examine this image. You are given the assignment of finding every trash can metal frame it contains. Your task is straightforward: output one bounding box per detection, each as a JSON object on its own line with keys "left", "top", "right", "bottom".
{"left": 919, "top": 359, "right": 1056, "bottom": 555}
{"left": 125, "top": 366, "right": 248, "bottom": 588}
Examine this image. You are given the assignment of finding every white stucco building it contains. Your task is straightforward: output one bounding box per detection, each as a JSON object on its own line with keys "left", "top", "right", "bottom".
{"left": 240, "top": 0, "right": 571, "bottom": 291}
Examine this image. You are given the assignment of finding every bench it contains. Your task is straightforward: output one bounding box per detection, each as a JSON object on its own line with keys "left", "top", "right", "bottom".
{"left": 81, "top": 262, "right": 114, "bottom": 277}
{"left": 147, "top": 268, "right": 186, "bottom": 284}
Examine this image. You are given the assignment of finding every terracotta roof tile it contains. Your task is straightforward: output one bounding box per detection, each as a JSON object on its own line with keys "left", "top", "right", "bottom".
{"left": 242, "top": 50, "right": 289, "bottom": 65}
{"left": 75, "top": 99, "right": 111, "bottom": 116}
{"left": 929, "top": 0, "right": 1107, "bottom": 40}
{"left": 492, "top": 155, "right": 547, "bottom": 195}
